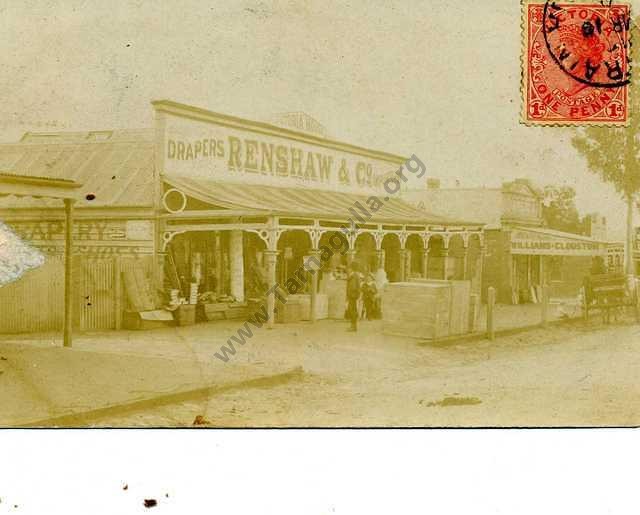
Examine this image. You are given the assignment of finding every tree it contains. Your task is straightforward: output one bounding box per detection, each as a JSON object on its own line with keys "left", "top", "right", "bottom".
{"left": 542, "top": 185, "right": 582, "bottom": 234}
{"left": 572, "top": 122, "right": 640, "bottom": 279}
{"left": 571, "top": 22, "right": 640, "bottom": 280}
{"left": 572, "top": 124, "right": 639, "bottom": 279}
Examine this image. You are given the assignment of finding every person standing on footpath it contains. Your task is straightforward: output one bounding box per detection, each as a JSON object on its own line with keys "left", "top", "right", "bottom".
{"left": 361, "top": 272, "right": 378, "bottom": 321}
{"left": 346, "top": 261, "right": 362, "bottom": 332}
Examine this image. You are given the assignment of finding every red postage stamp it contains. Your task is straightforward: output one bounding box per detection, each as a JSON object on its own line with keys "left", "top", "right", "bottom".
{"left": 522, "top": 1, "right": 631, "bottom": 125}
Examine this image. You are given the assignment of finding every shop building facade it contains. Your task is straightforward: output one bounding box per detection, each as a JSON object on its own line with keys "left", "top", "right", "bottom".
{"left": 404, "top": 179, "right": 608, "bottom": 304}
{"left": 0, "top": 129, "right": 156, "bottom": 332}
{"left": 0, "top": 100, "right": 484, "bottom": 333}
{"left": 606, "top": 242, "right": 625, "bottom": 274}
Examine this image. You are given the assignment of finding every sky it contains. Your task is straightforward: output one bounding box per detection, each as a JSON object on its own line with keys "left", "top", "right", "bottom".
{"left": 0, "top": 0, "right": 636, "bottom": 239}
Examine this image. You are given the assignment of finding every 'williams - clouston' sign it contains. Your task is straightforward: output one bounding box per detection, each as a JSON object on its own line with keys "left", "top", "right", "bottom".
{"left": 510, "top": 228, "right": 606, "bottom": 257}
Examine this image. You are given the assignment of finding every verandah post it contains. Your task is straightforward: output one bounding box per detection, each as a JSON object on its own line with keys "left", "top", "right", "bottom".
{"left": 398, "top": 248, "right": 407, "bottom": 282}
{"left": 114, "top": 255, "right": 122, "bottom": 330}
{"left": 264, "top": 250, "right": 279, "bottom": 329}
{"left": 309, "top": 249, "right": 320, "bottom": 323}
{"left": 421, "top": 248, "right": 428, "bottom": 279}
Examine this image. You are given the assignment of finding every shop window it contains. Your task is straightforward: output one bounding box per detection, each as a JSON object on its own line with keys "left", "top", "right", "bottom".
{"left": 549, "top": 256, "right": 563, "bottom": 281}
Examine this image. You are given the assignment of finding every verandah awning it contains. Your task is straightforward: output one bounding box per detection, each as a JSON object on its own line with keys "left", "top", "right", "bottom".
{"left": 510, "top": 226, "right": 607, "bottom": 256}
{"left": 163, "top": 175, "right": 473, "bottom": 226}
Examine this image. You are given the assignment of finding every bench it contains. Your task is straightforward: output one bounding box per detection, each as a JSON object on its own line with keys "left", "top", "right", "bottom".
{"left": 582, "top": 274, "right": 638, "bottom": 323}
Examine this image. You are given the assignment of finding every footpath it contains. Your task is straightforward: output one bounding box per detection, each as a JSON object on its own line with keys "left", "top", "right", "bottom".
{"left": 0, "top": 320, "right": 305, "bottom": 427}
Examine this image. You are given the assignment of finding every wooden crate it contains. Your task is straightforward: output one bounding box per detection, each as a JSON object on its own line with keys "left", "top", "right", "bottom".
{"left": 175, "top": 304, "right": 196, "bottom": 326}
{"left": 276, "top": 298, "right": 303, "bottom": 323}
{"left": 288, "top": 294, "right": 329, "bottom": 321}
{"left": 225, "top": 304, "right": 250, "bottom": 320}
{"left": 203, "top": 302, "right": 228, "bottom": 321}
{"left": 122, "top": 310, "right": 172, "bottom": 330}
{"left": 408, "top": 279, "right": 472, "bottom": 336}
{"left": 383, "top": 282, "right": 451, "bottom": 339}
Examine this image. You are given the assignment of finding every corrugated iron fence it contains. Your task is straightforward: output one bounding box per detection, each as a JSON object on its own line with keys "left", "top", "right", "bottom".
{"left": 0, "top": 254, "right": 154, "bottom": 334}
{"left": 0, "top": 254, "right": 65, "bottom": 333}
{"left": 76, "top": 257, "right": 116, "bottom": 331}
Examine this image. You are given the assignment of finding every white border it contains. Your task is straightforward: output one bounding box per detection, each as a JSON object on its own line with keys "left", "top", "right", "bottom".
{"left": 0, "top": 429, "right": 638, "bottom": 515}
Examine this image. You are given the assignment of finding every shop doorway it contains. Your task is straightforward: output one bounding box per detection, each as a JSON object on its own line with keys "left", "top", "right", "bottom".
{"left": 277, "top": 230, "right": 312, "bottom": 293}
{"left": 427, "top": 235, "right": 445, "bottom": 279}
{"left": 381, "top": 233, "right": 401, "bottom": 282}
{"left": 406, "top": 234, "right": 424, "bottom": 279}
{"left": 511, "top": 254, "right": 542, "bottom": 304}
{"left": 513, "top": 255, "right": 528, "bottom": 303}
{"left": 166, "top": 231, "right": 228, "bottom": 298}
{"left": 354, "top": 232, "right": 377, "bottom": 274}
{"left": 448, "top": 234, "right": 466, "bottom": 280}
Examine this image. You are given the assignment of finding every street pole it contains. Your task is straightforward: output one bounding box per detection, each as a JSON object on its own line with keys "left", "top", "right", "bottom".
{"left": 541, "top": 284, "right": 549, "bottom": 328}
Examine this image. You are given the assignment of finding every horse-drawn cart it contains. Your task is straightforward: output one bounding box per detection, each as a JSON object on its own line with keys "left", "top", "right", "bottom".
{"left": 582, "top": 273, "right": 639, "bottom": 323}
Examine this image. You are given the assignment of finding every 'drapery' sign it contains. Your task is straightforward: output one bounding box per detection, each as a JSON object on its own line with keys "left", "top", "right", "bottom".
{"left": 155, "top": 100, "right": 407, "bottom": 194}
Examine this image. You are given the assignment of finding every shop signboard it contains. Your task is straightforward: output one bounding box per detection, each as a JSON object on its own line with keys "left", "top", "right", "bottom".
{"left": 510, "top": 228, "right": 606, "bottom": 257}
{"left": 155, "top": 100, "right": 409, "bottom": 195}
{"left": 6, "top": 220, "right": 154, "bottom": 255}
{"left": 125, "top": 220, "right": 154, "bottom": 241}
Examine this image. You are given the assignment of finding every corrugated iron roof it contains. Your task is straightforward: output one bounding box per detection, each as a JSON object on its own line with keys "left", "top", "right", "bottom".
{"left": 0, "top": 129, "right": 155, "bottom": 209}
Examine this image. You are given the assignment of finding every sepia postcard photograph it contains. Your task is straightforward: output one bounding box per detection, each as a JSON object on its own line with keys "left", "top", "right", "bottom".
{"left": 1, "top": 0, "right": 639, "bottom": 431}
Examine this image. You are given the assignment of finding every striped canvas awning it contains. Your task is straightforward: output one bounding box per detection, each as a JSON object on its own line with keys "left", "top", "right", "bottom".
{"left": 163, "top": 175, "right": 471, "bottom": 226}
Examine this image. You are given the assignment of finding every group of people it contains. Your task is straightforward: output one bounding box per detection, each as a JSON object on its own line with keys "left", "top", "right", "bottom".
{"left": 346, "top": 261, "right": 382, "bottom": 332}
{"left": 247, "top": 253, "right": 382, "bottom": 331}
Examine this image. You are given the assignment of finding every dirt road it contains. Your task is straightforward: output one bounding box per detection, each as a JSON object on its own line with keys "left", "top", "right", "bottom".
{"left": 90, "top": 319, "right": 640, "bottom": 427}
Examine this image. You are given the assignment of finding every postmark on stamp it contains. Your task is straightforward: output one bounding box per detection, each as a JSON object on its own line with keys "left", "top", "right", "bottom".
{"left": 522, "top": 1, "right": 631, "bottom": 125}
